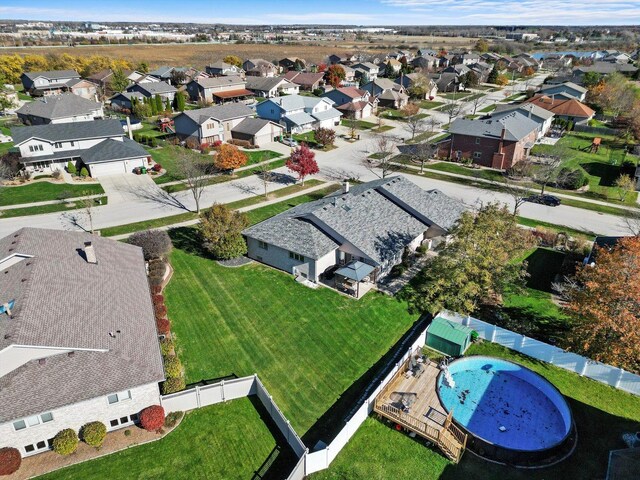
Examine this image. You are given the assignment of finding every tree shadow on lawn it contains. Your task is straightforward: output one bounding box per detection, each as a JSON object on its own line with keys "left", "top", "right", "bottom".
{"left": 169, "top": 226, "right": 206, "bottom": 257}
{"left": 297, "top": 313, "right": 432, "bottom": 451}
{"left": 523, "top": 248, "right": 566, "bottom": 292}
{"left": 437, "top": 397, "right": 638, "bottom": 480}
{"left": 581, "top": 161, "right": 622, "bottom": 187}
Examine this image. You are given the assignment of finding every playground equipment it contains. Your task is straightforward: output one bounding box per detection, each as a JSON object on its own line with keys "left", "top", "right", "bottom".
{"left": 157, "top": 117, "right": 175, "bottom": 134}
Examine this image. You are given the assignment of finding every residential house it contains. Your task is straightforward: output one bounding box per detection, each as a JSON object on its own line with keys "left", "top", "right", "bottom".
{"left": 147, "top": 65, "right": 195, "bottom": 85}
{"left": 452, "top": 53, "right": 480, "bottom": 66}
{"left": 16, "top": 94, "right": 104, "bottom": 125}
{"left": 126, "top": 81, "right": 177, "bottom": 104}
{"left": 206, "top": 61, "right": 245, "bottom": 77}
{"left": 245, "top": 76, "right": 299, "bottom": 98}
{"left": 243, "top": 176, "right": 466, "bottom": 285}
{"left": 64, "top": 79, "right": 98, "bottom": 100}
{"left": 0, "top": 227, "right": 164, "bottom": 458}
{"left": 283, "top": 71, "right": 325, "bottom": 91}
{"left": 255, "top": 94, "right": 342, "bottom": 133}
{"left": 440, "top": 112, "right": 539, "bottom": 170}
{"left": 525, "top": 94, "right": 595, "bottom": 123}
{"left": 109, "top": 92, "right": 139, "bottom": 112}
{"left": 362, "top": 78, "right": 409, "bottom": 108}
{"left": 388, "top": 50, "right": 414, "bottom": 62}
{"left": 395, "top": 74, "right": 438, "bottom": 99}
{"left": 428, "top": 72, "right": 462, "bottom": 93}
{"left": 384, "top": 59, "right": 402, "bottom": 75}
{"left": 443, "top": 64, "right": 471, "bottom": 77}
{"left": 321, "top": 87, "right": 375, "bottom": 119}
{"left": 230, "top": 118, "right": 285, "bottom": 147}
{"left": 602, "top": 52, "right": 632, "bottom": 64}
{"left": 481, "top": 52, "right": 502, "bottom": 63}
{"left": 513, "top": 54, "right": 540, "bottom": 71}
{"left": 11, "top": 119, "right": 151, "bottom": 176}
{"left": 243, "top": 59, "right": 279, "bottom": 77}
{"left": 173, "top": 103, "right": 254, "bottom": 145}
{"left": 328, "top": 54, "right": 357, "bottom": 65}
{"left": 411, "top": 55, "right": 439, "bottom": 71}
{"left": 20, "top": 70, "right": 82, "bottom": 97}
{"left": 279, "top": 57, "right": 306, "bottom": 71}
{"left": 539, "top": 82, "right": 587, "bottom": 102}
{"left": 541, "top": 54, "right": 573, "bottom": 70}
{"left": 491, "top": 103, "right": 554, "bottom": 139}
{"left": 352, "top": 62, "right": 380, "bottom": 81}
{"left": 573, "top": 62, "right": 638, "bottom": 79}
{"left": 417, "top": 48, "right": 438, "bottom": 57}
{"left": 341, "top": 65, "right": 358, "bottom": 86}
{"left": 468, "top": 62, "right": 493, "bottom": 83}
{"left": 185, "top": 76, "right": 252, "bottom": 104}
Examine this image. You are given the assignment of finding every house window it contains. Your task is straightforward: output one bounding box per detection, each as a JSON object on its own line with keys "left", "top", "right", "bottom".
{"left": 207, "top": 123, "right": 215, "bottom": 129}
{"left": 23, "top": 439, "right": 52, "bottom": 455}
{"left": 54, "top": 142, "right": 62, "bottom": 149}
{"left": 258, "top": 241, "right": 268, "bottom": 250}
{"left": 473, "top": 151, "right": 482, "bottom": 159}
{"left": 29, "top": 146, "right": 34, "bottom": 152}
{"left": 70, "top": 141, "right": 75, "bottom": 147}
{"left": 38, "top": 145, "right": 43, "bottom": 151}
{"left": 13, "top": 412, "right": 54, "bottom": 431}
{"left": 107, "top": 390, "right": 132, "bottom": 405}
{"left": 109, "top": 413, "right": 138, "bottom": 428}
{"left": 475, "top": 138, "right": 480, "bottom": 144}
{"left": 289, "top": 252, "right": 304, "bottom": 262}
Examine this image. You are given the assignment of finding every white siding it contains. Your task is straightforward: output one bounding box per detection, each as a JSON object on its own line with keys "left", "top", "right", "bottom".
{"left": 0, "top": 382, "right": 160, "bottom": 457}
{"left": 0, "top": 345, "right": 73, "bottom": 377}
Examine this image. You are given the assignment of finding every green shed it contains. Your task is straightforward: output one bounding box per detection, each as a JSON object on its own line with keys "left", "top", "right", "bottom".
{"left": 426, "top": 317, "right": 473, "bottom": 356}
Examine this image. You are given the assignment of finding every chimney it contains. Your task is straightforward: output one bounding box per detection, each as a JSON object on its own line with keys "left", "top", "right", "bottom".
{"left": 126, "top": 116, "right": 133, "bottom": 140}
{"left": 84, "top": 241, "right": 97, "bottom": 264}
{"left": 343, "top": 180, "right": 350, "bottom": 194}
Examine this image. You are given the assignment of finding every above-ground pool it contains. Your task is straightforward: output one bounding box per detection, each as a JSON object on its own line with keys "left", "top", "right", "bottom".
{"left": 437, "top": 356, "right": 575, "bottom": 466}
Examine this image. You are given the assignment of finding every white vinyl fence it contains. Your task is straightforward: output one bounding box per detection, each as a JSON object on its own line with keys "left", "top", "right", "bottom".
{"left": 439, "top": 311, "right": 640, "bottom": 396}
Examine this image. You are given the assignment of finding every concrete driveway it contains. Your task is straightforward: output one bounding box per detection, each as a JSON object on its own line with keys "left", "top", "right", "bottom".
{"left": 99, "top": 174, "right": 164, "bottom": 204}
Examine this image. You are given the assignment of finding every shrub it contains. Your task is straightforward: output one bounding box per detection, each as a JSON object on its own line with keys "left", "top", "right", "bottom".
{"left": 80, "top": 167, "right": 89, "bottom": 178}
{"left": 152, "top": 163, "right": 162, "bottom": 172}
{"left": 139, "top": 405, "right": 165, "bottom": 432}
{"left": 159, "top": 337, "right": 174, "bottom": 355}
{"left": 212, "top": 140, "right": 222, "bottom": 147}
{"left": 80, "top": 421, "right": 107, "bottom": 447}
{"left": 124, "top": 429, "right": 132, "bottom": 437}
{"left": 163, "top": 354, "right": 183, "bottom": 378}
{"left": 152, "top": 294, "right": 165, "bottom": 305}
{"left": 156, "top": 317, "right": 171, "bottom": 335}
{"left": 154, "top": 303, "right": 168, "bottom": 319}
{"left": 67, "top": 161, "right": 77, "bottom": 175}
{"left": 0, "top": 447, "right": 21, "bottom": 476}
{"left": 52, "top": 169, "right": 62, "bottom": 180}
{"left": 558, "top": 167, "right": 588, "bottom": 190}
{"left": 129, "top": 230, "right": 173, "bottom": 261}
{"left": 161, "top": 376, "right": 186, "bottom": 395}
{"left": 164, "top": 411, "right": 184, "bottom": 428}
{"left": 52, "top": 428, "right": 79, "bottom": 455}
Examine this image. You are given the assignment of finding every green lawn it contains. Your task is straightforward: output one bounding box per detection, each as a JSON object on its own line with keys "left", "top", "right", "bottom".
{"left": 40, "top": 398, "right": 296, "bottom": 480}
{"left": 245, "top": 149, "right": 282, "bottom": 165}
{"left": 341, "top": 119, "right": 377, "bottom": 130}
{"left": 419, "top": 100, "right": 444, "bottom": 110}
{"left": 531, "top": 132, "right": 639, "bottom": 205}
{"left": 0, "top": 196, "right": 107, "bottom": 218}
{"left": 500, "top": 93, "right": 526, "bottom": 103}
{"left": 147, "top": 146, "right": 213, "bottom": 185}
{"left": 0, "top": 141, "right": 14, "bottom": 155}
{"left": 0, "top": 182, "right": 104, "bottom": 207}
{"left": 164, "top": 237, "right": 418, "bottom": 438}
{"left": 312, "top": 341, "right": 640, "bottom": 480}
{"left": 479, "top": 104, "right": 497, "bottom": 113}
{"left": 440, "top": 91, "right": 473, "bottom": 101}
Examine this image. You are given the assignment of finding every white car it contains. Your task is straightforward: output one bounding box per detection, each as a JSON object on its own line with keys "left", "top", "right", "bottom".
{"left": 280, "top": 137, "right": 299, "bottom": 147}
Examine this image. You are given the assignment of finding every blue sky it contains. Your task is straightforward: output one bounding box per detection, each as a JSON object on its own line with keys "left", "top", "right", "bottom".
{"left": 1, "top": 0, "right": 640, "bottom": 25}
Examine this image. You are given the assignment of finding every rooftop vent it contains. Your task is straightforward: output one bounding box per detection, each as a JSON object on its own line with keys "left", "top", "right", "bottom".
{"left": 84, "top": 241, "right": 97, "bottom": 264}
{"left": 67, "top": 351, "right": 75, "bottom": 357}
{"left": 38, "top": 358, "right": 46, "bottom": 365}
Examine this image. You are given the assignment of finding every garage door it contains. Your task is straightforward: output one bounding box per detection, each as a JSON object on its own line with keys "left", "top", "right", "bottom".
{"left": 89, "top": 161, "right": 127, "bottom": 177}
{"left": 254, "top": 133, "right": 272, "bottom": 147}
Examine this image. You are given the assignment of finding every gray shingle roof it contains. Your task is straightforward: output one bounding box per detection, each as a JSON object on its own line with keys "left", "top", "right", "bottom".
{"left": 180, "top": 103, "right": 253, "bottom": 125}
{"left": 231, "top": 117, "right": 280, "bottom": 135}
{"left": 82, "top": 138, "right": 148, "bottom": 165}
{"left": 540, "top": 81, "right": 588, "bottom": 95}
{"left": 128, "top": 81, "right": 177, "bottom": 96}
{"left": 492, "top": 102, "right": 555, "bottom": 121}
{"left": 11, "top": 119, "right": 123, "bottom": 145}
{"left": 0, "top": 228, "right": 164, "bottom": 422}
{"left": 22, "top": 70, "right": 80, "bottom": 81}
{"left": 244, "top": 176, "right": 466, "bottom": 263}
{"left": 245, "top": 76, "right": 288, "bottom": 92}
{"left": 16, "top": 94, "right": 101, "bottom": 121}
{"left": 448, "top": 112, "right": 539, "bottom": 142}
{"left": 193, "top": 75, "right": 245, "bottom": 88}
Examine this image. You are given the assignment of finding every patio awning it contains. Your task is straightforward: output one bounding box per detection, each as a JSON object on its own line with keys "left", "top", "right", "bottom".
{"left": 213, "top": 89, "right": 254, "bottom": 99}
{"left": 335, "top": 261, "right": 375, "bottom": 282}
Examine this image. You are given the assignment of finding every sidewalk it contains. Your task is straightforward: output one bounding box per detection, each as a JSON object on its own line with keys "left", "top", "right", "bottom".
{"left": 0, "top": 193, "right": 104, "bottom": 211}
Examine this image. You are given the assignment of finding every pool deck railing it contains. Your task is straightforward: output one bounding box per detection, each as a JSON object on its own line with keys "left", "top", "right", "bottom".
{"left": 373, "top": 353, "right": 467, "bottom": 463}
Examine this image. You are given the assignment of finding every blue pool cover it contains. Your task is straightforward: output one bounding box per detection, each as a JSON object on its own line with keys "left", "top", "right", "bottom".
{"left": 437, "top": 356, "right": 572, "bottom": 451}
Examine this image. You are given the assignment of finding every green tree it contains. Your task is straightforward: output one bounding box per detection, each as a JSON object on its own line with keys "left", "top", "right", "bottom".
{"left": 487, "top": 66, "right": 499, "bottom": 84}
{"left": 165, "top": 97, "right": 172, "bottom": 112}
{"left": 154, "top": 95, "right": 163, "bottom": 115}
{"left": 109, "top": 68, "right": 129, "bottom": 93}
{"left": 475, "top": 38, "right": 489, "bottom": 53}
{"left": 80, "top": 167, "right": 89, "bottom": 177}
{"left": 199, "top": 204, "right": 249, "bottom": 259}
{"left": 402, "top": 203, "right": 534, "bottom": 315}
{"left": 137, "top": 61, "right": 149, "bottom": 73}
{"left": 66, "top": 161, "right": 76, "bottom": 175}
{"left": 174, "top": 91, "right": 186, "bottom": 112}
{"left": 223, "top": 55, "right": 242, "bottom": 68}
{"left": 384, "top": 61, "right": 396, "bottom": 78}
{"left": 462, "top": 71, "right": 479, "bottom": 89}
{"left": 148, "top": 96, "right": 157, "bottom": 116}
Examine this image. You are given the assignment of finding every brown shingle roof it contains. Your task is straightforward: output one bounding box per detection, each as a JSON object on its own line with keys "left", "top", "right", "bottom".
{"left": 525, "top": 94, "right": 595, "bottom": 118}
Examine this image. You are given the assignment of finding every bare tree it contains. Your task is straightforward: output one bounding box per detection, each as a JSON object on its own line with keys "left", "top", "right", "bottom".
{"left": 503, "top": 176, "right": 529, "bottom": 215}
{"left": 362, "top": 134, "right": 398, "bottom": 178}
{"left": 441, "top": 97, "right": 463, "bottom": 125}
{"left": 532, "top": 156, "right": 562, "bottom": 194}
{"left": 175, "top": 150, "right": 210, "bottom": 213}
{"left": 469, "top": 94, "right": 485, "bottom": 116}
{"left": 411, "top": 141, "right": 438, "bottom": 174}
{"left": 401, "top": 103, "right": 426, "bottom": 141}
{"left": 345, "top": 117, "right": 358, "bottom": 140}
{"left": 256, "top": 154, "right": 276, "bottom": 199}
{"left": 624, "top": 210, "right": 640, "bottom": 236}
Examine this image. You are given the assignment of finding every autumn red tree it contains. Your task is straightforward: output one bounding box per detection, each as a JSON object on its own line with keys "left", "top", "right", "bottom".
{"left": 562, "top": 236, "right": 640, "bottom": 371}
{"left": 313, "top": 127, "right": 336, "bottom": 148}
{"left": 139, "top": 405, "right": 165, "bottom": 432}
{"left": 286, "top": 144, "right": 319, "bottom": 185}
{"left": 214, "top": 144, "right": 248, "bottom": 173}
{"left": 0, "top": 447, "right": 21, "bottom": 475}
{"left": 325, "top": 64, "right": 345, "bottom": 88}
{"left": 317, "top": 63, "right": 327, "bottom": 72}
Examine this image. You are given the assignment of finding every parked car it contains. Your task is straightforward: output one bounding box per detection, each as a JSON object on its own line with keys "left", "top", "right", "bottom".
{"left": 280, "top": 137, "right": 299, "bottom": 147}
{"left": 525, "top": 194, "right": 561, "bottom": 207}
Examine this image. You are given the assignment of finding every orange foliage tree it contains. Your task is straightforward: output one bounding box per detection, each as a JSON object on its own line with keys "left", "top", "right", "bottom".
{"left": 214, "top": 144, "right": 248, "bottom": 173}
{"left": 325, "top": 64, "right": 345, "bottom": 88}
{"left": 563, "top": 236, "right": 640, "bottom": 372}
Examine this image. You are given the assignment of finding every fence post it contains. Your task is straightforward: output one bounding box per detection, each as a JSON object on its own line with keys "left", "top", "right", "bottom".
{"left": 221, "top": 379, "right": 225, "bottom": 402}
{"left": 580, "top": 357, "right": 589, "bottom": 376}
{"left": 615, "top": 369, "right": 625, "bottom": 389}
{"left": 491, "top": 323, "right": 497, "bottom": 342}
{"left": 519, "top": 334, "right": 526, "bottom": 350}
{"left": 463, "top": 315, "right": 470, "bottom": 327}
{"left": 196, "top": 385, "right": 201, "bottom": 408}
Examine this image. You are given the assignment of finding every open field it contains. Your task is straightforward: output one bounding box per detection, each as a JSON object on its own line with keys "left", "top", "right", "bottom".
{"left": 312, "top": 341, "right": 640, "bottom": 480}
{"left": 40, "top": 398, "right": 296, "bottom": 480}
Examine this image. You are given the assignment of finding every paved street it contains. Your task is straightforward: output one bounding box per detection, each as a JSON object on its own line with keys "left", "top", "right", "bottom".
{"left": 0, "top": 72, "right": 632, "bottom": 238}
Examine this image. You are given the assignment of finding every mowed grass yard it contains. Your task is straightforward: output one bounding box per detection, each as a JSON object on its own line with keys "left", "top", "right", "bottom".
{"left": 312, "top": 341, "right": 640, "bottom": 480}
{"left": 40, "top": 398, "right": 295, "bottom": 480}
{"left": 165, "top": 237, "right": 418, "bottom": 436}
{"left": 0, "top": 181, "right": 104, "bottom": 206}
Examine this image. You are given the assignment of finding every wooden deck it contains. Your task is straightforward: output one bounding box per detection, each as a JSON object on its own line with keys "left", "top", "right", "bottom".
{"left": 374, "top": 353, "right": 467, "bottom": 463}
